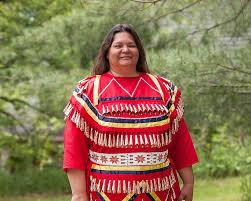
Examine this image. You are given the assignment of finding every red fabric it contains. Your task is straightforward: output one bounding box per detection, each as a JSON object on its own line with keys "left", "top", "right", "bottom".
{"left": 63, "top": 73, "right": 198, "bottom": 200}
{"left": 169, "top": 118, "right": 198, "bottom": 170}
{"left": 63, "top": 119, "right": 89, "bottom": 172}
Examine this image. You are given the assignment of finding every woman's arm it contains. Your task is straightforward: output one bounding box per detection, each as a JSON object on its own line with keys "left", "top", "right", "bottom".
{"left": 177, "top": 166, "right": 194, "bottom": 201}
{"left": 67, "top": 169, "right": 88, "bottom": 201}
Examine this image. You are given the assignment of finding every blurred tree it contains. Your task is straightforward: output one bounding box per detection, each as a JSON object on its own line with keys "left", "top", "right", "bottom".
{"left": 144, "top": 0, "right": 251, "bottom": 136}
{"left": 0, "top": 0, "right": 159, "bottom": 169}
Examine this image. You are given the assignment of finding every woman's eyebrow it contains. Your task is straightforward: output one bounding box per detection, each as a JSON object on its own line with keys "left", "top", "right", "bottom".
{"left": 112, "top": 41, "right": 136, "bottom": 44}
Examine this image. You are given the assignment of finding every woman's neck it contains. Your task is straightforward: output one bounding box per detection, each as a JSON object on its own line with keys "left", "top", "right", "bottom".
{"left": 109, "top": 68, "right": 139, "bottom": 77}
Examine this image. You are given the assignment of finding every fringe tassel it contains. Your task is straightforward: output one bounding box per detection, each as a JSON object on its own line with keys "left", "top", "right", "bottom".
{"left": 101, "top": 103, "right": 168, "bottom": 115}
{"left": 170, "top": 97, "right": 184, "bottom": 135}
{"left": 176, "top": 97, "right": 184, "bottom": 121}
{"left": 89, "top": 175, "right": 175, "bottom": 194}
{"left": 63, "top": 103, "right": 73, "bottom": 119}
{"left": 63, "top": 103, "right": 183, "bottom": 148}
{"left": 169, "top": 170, "right": 176, "bottom": 199}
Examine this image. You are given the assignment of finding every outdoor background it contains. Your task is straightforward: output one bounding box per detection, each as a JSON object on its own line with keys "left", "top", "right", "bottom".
{"left": 0, "top": 0, "right": 251, "bottom": 201}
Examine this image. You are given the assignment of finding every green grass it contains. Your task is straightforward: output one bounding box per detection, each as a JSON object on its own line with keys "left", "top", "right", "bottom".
{"left": 194, "top": 177, "right": 241, "bottom": 201}
{"left": 0, "top": 177, "right": 241, "bottom": 201}
{"left": 0, "top": 194, "right": 70, "bottom": 201}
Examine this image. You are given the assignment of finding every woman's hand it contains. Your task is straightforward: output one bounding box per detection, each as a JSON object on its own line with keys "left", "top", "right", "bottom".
{"left": 178, "top": 183, "right": 194, "bottom": 201}
{"left": 177, "top": 166, "right": 195, "bottom": 201}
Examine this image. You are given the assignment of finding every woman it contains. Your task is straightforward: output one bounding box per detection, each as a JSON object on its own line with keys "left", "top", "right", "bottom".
{"left": 63, "top": 24, "right": 198, "bottom": 201}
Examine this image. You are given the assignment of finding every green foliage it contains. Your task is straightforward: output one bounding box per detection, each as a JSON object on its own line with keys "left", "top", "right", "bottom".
{"left": 0, "top": 168, "right": 69, "bottom": 196}
{"left": 0, "top": 0, "right": 159, "bottom": 137}
{"left": 0, "top": 132, "right": 63, "bottom": 172}
{"left": 1, "top": 0, "right": 158, "bottom": 71}
{"left": 193, "top": 125, "right": 251, "bottom": 178}
{"left": 148, "top": 44, "right": 251, "bottom": 141}
{"left": 0, "top": 0, "right": 162, "bottom": 178}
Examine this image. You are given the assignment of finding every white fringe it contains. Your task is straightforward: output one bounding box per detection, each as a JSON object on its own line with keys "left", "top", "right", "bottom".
{"left": 101, "top": 103, "right": 169, "bottom": 114}
{"left": 89, "top": 172, "right": 176, "bottom": 194}
{"left": 63, "top": 102, "right": 183, "bottom": 148}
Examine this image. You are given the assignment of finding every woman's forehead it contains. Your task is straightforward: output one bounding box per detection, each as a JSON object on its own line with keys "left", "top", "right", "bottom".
{"left": 112, "top": 32, "right": 135, "bottom": 43}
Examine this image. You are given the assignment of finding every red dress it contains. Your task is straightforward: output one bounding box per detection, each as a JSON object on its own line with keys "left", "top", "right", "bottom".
{"left": 63, "top": 72, "right": 198, "bottom": 201}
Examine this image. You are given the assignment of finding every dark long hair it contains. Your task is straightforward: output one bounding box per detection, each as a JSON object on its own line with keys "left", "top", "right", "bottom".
{"left": 93, "top": 24, "right": 149, "bottom": 75}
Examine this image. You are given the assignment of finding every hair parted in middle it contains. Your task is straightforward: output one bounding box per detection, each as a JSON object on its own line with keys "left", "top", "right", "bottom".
{"left": 93, "top": 23, "right": 149, "bottom": 75}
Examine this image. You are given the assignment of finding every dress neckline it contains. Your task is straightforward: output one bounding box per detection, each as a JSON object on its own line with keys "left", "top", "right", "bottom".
{"left": 103, "top": 72, "right": 144, "bottom": 79}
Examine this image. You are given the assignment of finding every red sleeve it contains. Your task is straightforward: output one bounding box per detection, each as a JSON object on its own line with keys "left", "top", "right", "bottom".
{"left": 169, "top": 118, "right": 199, "bottom": 170}
{"left": 63, "top": 118, "right": 89, "bottom": 172}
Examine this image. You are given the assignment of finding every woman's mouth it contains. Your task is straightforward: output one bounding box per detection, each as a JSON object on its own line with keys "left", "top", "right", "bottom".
{"left": 120, "top": 56, "right": 132, "bottom": 59}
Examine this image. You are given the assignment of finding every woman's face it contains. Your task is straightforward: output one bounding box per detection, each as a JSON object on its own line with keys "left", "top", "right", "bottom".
{"left": 107, "top": 32, "right": 139, "bottom": 72}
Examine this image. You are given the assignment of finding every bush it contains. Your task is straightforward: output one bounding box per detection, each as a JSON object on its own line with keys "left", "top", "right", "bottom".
{"left": 193, "top": 125, "right": 251, "bottom": 178}
{"left": 0, "top": 168, "right": 69, "bottom": 196}
{"left": 0, "top": 131, "right": 64, "bottom": 172}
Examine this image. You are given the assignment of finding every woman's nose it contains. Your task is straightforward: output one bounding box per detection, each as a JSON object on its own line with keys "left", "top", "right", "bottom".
{"left": 122, "top": 45, "right": 129, "bottom": 52}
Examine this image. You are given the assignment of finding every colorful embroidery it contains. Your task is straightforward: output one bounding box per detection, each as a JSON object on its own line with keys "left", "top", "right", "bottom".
{"left": 89, "top": 150, "right": 169, "bottom": 166}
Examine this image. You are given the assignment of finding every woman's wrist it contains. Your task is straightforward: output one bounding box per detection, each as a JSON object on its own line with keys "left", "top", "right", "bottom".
{"left": 177, "top": 166, "right": 194, "bottom": 185}
{"left": 71, "top": 193, "right": 88, "bottom": 201}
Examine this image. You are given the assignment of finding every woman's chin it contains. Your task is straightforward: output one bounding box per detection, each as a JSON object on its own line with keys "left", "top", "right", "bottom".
{"left": 118, "top": 62, "right": 136, "bottom": 68}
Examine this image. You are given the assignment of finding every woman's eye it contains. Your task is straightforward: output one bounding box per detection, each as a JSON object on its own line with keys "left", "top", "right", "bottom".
{"left": 113, "top": 44, "right": 122, "bottom": 48}
{"left": 128, "top": 44, "right": 137, "bottom": 48}
{"left": 112, "top": 44, "right": 137, "bottom": 48}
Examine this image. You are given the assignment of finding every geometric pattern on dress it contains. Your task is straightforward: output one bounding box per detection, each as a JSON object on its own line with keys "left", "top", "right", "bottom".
{"left": 96, "top": 192, "right": 161, "bottom": 201}
{"left": 99, "top": 77, "right": 160, "bottom": 98}
{"left": 96, "top": 192, "right": 110, "bottom": 201}
{"left": 122, "top": 193, "right": 137, "bottom": 201}
{"left": 146, "top": 192, "right": 161, "bottom": 201}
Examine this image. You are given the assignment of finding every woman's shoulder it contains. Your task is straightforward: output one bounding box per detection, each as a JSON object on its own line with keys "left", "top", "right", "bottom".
{"left": 77, "top": 74, "right": 97, "bottom": 85}
{"left": 73, "top": 75, "right": 98, "bottom": 96}
{"left": 147, "top": 73, "right": 177, "bottom": 91}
